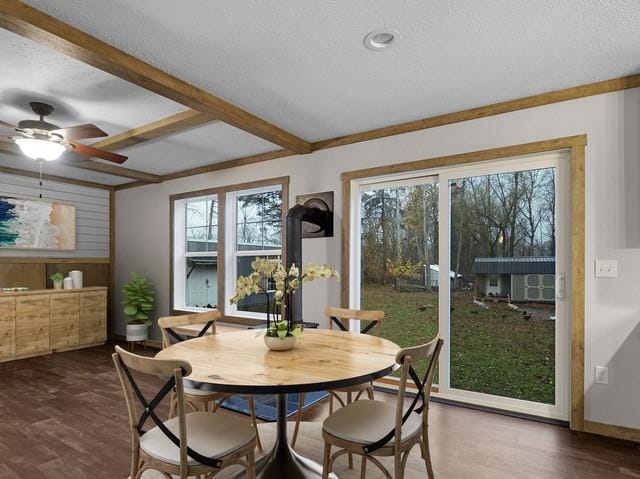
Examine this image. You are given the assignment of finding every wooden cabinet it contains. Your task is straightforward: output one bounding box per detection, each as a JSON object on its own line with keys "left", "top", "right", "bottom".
{"left": 15, "top": 294, "right": 50, "bottom": 356}
{"left": 50, "top": 293, "right": 80, "bottom": 350}
{"left": 0, "top": 287, "right": 107, "bottom": 362}
{"left": 80, "top": 290, "right": 107, "bottom": 345}
{"left": 0, "top": 297, "right": 15, "bottom": 359}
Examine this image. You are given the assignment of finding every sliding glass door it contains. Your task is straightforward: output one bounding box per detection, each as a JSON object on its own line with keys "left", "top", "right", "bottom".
{"left": 355, "top": 176, "right": 440, "bottom": 380}
{"left": 351, "top": 153, "right": 569, "bottom": 419}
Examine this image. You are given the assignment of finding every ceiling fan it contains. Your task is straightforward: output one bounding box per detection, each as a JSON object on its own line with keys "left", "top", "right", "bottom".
{"left": 0, "top": 102, "right": 128, "bottom": 164}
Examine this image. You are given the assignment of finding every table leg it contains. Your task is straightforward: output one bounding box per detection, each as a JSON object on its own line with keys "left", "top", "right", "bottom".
{"left": 246, "top": 393, "right": 337, "bottom": 479}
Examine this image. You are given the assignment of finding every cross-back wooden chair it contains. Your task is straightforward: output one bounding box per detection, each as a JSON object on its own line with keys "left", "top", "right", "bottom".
{"left": 158, "top": 311, "right": 262, "bottom": 451}
{"left": 321, "top": 337, "right": 443, "bottom": 479}
{"left": 112, "top": 345, "right": 256, "bottom": 479}
{"left": 291, "top": 307, "right": 385, "bottom": 451}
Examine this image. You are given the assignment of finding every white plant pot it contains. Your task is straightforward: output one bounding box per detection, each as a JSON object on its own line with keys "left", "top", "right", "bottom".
{"left": 52, "top": 280, "right": 63, "bottom": 290}
{"left": 264, "top": 335, "right": 297, "bottom": 351}
{"left": 126, "top": 323, "right": 149, "bottom": 342}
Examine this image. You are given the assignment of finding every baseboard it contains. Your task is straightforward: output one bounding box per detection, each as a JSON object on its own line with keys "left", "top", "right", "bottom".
{"left": 583, "top": 420, "right": 640, "bottom": 443}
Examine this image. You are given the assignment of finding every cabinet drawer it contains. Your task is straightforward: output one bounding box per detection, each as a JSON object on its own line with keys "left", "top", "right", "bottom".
{"left": 50, "top": 293, "right": 80, "bottom": 350}
{"left": 0, "top": 297, "right": 16, "bottom": 359}
{"left": 15, "top": 295, "right": 50, "bottom": 356}
{"left": 80, "top": 291, "right": 107, "bottom": 345}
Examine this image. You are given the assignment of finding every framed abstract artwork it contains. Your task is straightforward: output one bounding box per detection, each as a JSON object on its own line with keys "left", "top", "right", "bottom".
{"left": 0, "top": 196, "right": 76, "bottom": 250}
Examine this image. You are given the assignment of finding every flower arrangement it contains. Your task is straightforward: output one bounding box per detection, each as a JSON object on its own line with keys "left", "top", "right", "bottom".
{"left": 230, "top": 258, "right": 339, "bottom": 340}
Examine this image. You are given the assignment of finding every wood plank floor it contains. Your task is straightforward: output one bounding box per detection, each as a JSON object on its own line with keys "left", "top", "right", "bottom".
{"left": 0, "top": 342, "right": 638, "bottom": 478}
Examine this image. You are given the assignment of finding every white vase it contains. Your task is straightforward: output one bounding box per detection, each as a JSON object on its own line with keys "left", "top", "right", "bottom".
{"left": 126, "top": 323, "right": 149, "bottom": 342}
{"left": 69, "top": 270, "right": 83, "bottom": 289}
{"left": 53, "top": 280, "right": 63, "bottom": 290}
{"left": 63, "top": 277, "right": 74, "bottom": 289}
{"left": 264, "top": 335, "right": 297, "bottom": 351}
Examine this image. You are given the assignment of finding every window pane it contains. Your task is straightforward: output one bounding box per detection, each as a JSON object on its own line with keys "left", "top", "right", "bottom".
{"left": 186, "top": 197, "right": 218, "bottom": 253}
{"left": 185, "top": 256, "right": 218, "bottom": 308}
{"left": 237, "top": 222, "right": 263, "bottom": 250}
{"left": 235, "top": 255, "right": 280, "bottom": 313}
{"left": 186, "top": 200, "right": 209, "bottom": 228}
{"left": 235, "top": 189, "right": 282, "bottom": 251}
{"left": 263, "top": 221, "right": 282, "bottom": 249}
{"left": 237, "top": 194, "right": 262, "bottom": 223}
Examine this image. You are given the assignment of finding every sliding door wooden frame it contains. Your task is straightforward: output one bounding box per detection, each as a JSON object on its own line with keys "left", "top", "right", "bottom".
{"left": 341, "top": 135, "right": 586, "bottom": 431}
{"left": 169, "top": 176, "right": 289, "bottom": 325}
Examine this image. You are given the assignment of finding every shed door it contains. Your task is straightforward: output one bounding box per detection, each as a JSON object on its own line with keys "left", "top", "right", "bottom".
{"left": 525, "top": 274, "right": 555, "bottom": 301}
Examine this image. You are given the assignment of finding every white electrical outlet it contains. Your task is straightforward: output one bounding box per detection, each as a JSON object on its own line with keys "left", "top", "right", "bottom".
{"left": 595, "top": 259, "right": 618, "bottom": 278}
{"left": 595, "top": 366, "right": 609, "bottom": 385}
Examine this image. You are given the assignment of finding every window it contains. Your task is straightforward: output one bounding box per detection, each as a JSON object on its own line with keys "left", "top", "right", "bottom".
{"left": 489, "top": 276, "right": 498, "bottom": 287}
{"left": 171, "top": 177, "right": 288, "bottom": 320}
{"left": 173, "top": 195, "right": 219, "bottom": 311}
{"left": 226, "top": 186, "right": 283, "bottom": 318}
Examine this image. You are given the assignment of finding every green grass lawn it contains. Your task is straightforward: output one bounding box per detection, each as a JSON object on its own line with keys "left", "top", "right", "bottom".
{"left": 361, "top": 284, "right": 555, "bottom": 404}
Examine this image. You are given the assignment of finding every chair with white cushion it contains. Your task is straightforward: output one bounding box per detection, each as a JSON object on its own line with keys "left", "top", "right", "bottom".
{"left": 321, "top": 337, "right": 443, "bottom": 479}
{"left": 158, "top": 311, "right": 262, "bottom": 451}
{"left": 292, "top": 307, "right": 384, "bottom": 451}
{"left": 112, "top": 345, "right": 256, "bottom": 479}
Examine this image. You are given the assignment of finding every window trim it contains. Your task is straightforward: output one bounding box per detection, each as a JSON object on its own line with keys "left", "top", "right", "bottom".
{"left": 169, "top": 176, "right": 289, "bottom": 324}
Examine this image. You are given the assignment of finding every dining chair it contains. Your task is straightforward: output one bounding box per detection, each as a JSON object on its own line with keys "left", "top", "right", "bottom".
{"left": 291, "top": 307, "right": 385, "bottom": 451}
{"left": 320, "top": 336, "right": 443, "bottom": 479}
{"left": 158, "top": 311, "right": 262, "bottom": 451}
{"left": 112, "top": 345, "right": 256, "bottom": 479}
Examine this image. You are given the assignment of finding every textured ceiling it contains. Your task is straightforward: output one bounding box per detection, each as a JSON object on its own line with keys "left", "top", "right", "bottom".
{"left": 1, "top": 1, "right": 639, "bottom": 184}
{"left": 0, "top": 28, "right": 184, "bottom": 135}
{"left": 23, "top": 0, "right": 640, "bottom": 142}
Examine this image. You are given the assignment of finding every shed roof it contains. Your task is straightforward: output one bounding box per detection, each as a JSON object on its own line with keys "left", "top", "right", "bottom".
{"left": 472, "top": 256, "right": 555, "bottom": 275}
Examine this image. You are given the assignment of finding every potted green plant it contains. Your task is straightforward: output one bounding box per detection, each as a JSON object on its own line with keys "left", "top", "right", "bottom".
{"left": 49, "top": 272, "right": 65, "bottom": 290}
{"left": 230, "top": 258, "right": 339, "bottom": 351}
{"left": 121, "top": 272, "right": 155, "bottom": 342}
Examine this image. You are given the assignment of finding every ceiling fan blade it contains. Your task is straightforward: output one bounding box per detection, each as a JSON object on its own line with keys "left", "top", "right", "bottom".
{"left": 70, "top": 142, "right": 128, "bottom": 164}
{"left": 0, "top": 120, "right": 17, "bottom": 130}
{"left": 52, "top": 124, "right": 108, "bottom": 140}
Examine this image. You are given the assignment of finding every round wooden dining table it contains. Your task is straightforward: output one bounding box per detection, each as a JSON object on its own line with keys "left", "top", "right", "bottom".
{"left": 155, "top": 328, "right": 400, "bottom": 479}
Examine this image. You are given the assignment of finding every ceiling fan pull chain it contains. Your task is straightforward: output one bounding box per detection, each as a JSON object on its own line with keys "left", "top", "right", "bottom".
{"left": 39, "top": 161, "right": 43, "bottom": 199}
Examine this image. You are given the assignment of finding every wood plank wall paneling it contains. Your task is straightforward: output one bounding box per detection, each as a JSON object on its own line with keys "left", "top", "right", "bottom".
{"left": 0, "top": 172, "right": 110, "bottom": 258}
{"left": 45, "top": 263, "right": 110, "bottom": 289}
{"left": 0, "top": 263, "right": 46, "bottom": 290}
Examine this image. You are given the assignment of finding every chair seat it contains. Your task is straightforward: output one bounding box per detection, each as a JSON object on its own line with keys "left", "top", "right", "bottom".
{"left": 323, "top": 400, "right": 422, "bottom": 447}
{"left": 140, "top": 411, "right": 255, "bottom": 466}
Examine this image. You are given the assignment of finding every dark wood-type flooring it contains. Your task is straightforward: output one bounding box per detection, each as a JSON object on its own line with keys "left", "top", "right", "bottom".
{"left": 0, "top": 342, "right": 638, "bottom": 478}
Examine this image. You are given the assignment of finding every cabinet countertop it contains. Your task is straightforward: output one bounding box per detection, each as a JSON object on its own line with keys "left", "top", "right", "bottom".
{"left": 0, "top": 286, "right": 107, "bottom": 298}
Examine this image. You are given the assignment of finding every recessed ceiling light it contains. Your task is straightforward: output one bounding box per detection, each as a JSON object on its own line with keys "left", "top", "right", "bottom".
{"left": 363, "top": 29, "right": 398, "bottom": 51}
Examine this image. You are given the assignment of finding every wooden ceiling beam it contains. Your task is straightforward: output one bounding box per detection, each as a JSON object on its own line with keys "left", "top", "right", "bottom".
{"left": 58, "top": 158, "right": 163, "bottom": 183}
{"left": 0, "top": 1, "right": 312, "bottom": 154}
{"left": 0, "top": 163, "right": 112, "bottom": 190}
{"left": 90, "top": 110, "right": 217, "bottom": 151}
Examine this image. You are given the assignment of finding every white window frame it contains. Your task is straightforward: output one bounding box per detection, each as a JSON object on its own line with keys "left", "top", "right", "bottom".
{"left": 225, "top": 184, "right": 283, "bottom": 320}
{"left": 173, "top": 194, "right": 219, "bottom": 313}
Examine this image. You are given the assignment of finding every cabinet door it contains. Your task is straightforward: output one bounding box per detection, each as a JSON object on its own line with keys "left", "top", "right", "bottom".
{"left": 80, "top": 291, "right": 107, "bottom": 345}
{"left": 0, "top": 297, "right": 16, "bottom": 359}
{"left": 15, "top": 295, "right": 50, "bottom": 356}
{"left": 50, "top": 293, "right": 80, "bottom": 350}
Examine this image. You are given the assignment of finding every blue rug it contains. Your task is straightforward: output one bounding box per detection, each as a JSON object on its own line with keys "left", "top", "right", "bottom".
{"left": 221, "top": 392, "right": 328, "bottom": 422}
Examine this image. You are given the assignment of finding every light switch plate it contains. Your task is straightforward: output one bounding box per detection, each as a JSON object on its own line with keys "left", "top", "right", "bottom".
{"left": 595, "top": 259, "right": 618, "bottom": 278}
{"left": 595, "top": 366, "right": 609, "bottom": 385}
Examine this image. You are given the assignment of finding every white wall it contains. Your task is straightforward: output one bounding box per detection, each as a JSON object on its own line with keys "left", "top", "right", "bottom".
{"left": 0, "top": 172, "right": 110, "bottom": 258}
{"left": 116, "top": 88, "right": 640, "bottom": 430}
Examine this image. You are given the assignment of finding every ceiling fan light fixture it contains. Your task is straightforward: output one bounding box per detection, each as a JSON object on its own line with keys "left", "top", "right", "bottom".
{"left": 14, "top": 138, "right": 66, "bottom": 161}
